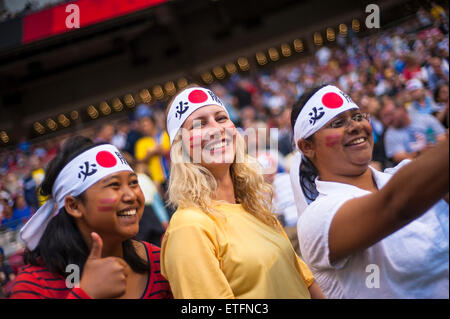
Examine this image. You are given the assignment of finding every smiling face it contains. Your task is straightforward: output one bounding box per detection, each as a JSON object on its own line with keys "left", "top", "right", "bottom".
{"left": 73, "top": 170, "right": 145, "bottom": 243}
{"left": 180, "top": 104, "right": 237, "bottom": 170}
{"left": 301, "top": 109, "right": 374, "bottom": 179}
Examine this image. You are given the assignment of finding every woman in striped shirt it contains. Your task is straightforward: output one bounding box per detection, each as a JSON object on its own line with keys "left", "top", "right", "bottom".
{"left": 10, "top": 136, "right": 172, "bottom": 299}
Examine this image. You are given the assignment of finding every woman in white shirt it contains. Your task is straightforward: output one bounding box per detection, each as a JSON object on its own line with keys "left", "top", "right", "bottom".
{"left": 290, "top": 84, "right": 449, "bottom": 298}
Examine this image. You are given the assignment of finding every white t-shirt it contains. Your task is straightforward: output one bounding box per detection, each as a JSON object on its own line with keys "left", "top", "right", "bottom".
{"left": 273, "top": 173, "right": 299, "bottom": 227}
{"left": 297, "top": 165, "right": 449, "bottom": 299}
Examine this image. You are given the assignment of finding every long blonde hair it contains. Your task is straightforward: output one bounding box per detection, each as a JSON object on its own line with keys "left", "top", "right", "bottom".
{"left": 167, "top": 117, "right": 280, "bottom": 230}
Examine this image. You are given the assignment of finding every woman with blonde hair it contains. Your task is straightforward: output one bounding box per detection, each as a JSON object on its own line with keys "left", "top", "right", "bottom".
{"left": 160, "top": 85, "right": 324, "bottom": 299}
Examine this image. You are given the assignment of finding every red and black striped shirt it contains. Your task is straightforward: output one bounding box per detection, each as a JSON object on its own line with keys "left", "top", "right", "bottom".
{"left": 9, "top": 242, "right": 172, "bottom": 299}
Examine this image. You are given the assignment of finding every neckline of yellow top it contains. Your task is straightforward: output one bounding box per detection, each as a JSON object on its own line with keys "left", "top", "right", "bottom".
{"left": 213, "top": 200, "right": 242, "bottom": 207}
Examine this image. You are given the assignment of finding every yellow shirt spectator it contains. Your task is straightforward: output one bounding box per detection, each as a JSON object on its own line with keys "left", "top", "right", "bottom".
{"left": 135, "top": 131, "right": 170, "bottom": 184}
{"left": 161, "top": 202, "right": 314, "bottom": 299}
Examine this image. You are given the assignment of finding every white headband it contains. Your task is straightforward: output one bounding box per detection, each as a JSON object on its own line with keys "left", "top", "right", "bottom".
{"left": 20, "top": 144, "right": 133, "bottom": 250}
{"left": 290, "top": 85, "right": 359, "bottom": 216}
{"left": 167, "top": 87, "right": 229, "bottom": 145}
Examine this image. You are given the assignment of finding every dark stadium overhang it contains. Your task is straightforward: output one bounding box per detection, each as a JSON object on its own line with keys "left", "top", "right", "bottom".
{"left": 0, "top": 0, "right": 417, "bottom": 147}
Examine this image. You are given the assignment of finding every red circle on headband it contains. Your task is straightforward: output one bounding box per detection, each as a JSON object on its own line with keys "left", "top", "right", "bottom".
{"left": 322, "top": 92, "right": 344, "bottom": 109}
{"left": 188, "top": 90, "right": 208, "bottom": 103}
{"left": 96, "top": 151, "right": 117, "bottom": 168}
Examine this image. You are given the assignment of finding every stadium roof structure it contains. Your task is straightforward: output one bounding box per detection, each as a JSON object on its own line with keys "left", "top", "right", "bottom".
{"left": 0, "top": 0, "right": 417, "bottom": 147}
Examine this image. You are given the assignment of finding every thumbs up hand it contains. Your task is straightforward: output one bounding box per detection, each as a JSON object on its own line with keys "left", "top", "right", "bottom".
{"left": 79, "top": 232, "right": 129, "bottom": 299}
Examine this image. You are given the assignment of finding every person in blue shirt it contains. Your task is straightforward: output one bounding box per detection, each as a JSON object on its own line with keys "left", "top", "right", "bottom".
{"left": 2, "top": 194, "right": 33, "bottom": 231}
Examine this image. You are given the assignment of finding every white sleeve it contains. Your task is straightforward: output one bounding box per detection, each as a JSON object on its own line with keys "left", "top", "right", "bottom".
{"left": 297, "top": 196, "right": 351, "bottom": 271}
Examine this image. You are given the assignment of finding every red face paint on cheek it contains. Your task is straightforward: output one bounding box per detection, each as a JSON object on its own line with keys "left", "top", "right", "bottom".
{"left": 190, "top": 133, "right": 202, "bottom": 148}
{"left": 97, "top": 198, "right": 116, "bottom": 212}
{"left": 325, "top": 134, "right": 341, "bottom": 147}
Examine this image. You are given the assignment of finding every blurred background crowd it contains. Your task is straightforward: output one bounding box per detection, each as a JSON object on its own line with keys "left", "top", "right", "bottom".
{"left": 0, "top": 0, "right": 448, "bottom": 298}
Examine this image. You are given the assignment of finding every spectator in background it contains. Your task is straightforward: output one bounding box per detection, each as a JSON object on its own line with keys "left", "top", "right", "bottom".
{"left": 29, "top": 155, "right": 47, "bottom": 208}
{"left": 406, "top": 78, "right": 439, "bottom": 115}
{"left": 22, "top": 167, "right": 39, "bottom": 211}
{"left": 275, "top": 107, "right": 294, "bottom": 156}
{"left": 232, "top": 79, "right": 253, "bottom": 109}
{"left": 134, "top": 113, "right": 170, "bottom": 197}
{"left": 0, "top": 246, "right": 16, "bottom": 298}
{"left": 424, "top": 55, "right": 449, "bottom": 92}
{"left": 111, "top": 120, "right": 130, "bottom": 151}
{"left": 0, "top": 191, "right": 13, "bottom": 229}
{"left": 384, "top": 100, "right": 447, "bottom": 164}
{"left": 430, "top": 1, "right": 447, "bottom": 22}
{"left": 238, "top": 105, "right": 257, "bottom": 130}
{"left": 360, "top": 95, "right": 393, "bottom": 170}
{"left": 94, "top": 123, "right": 115, "bottom": 144}
{"left": 211, "top": 83, "right": 240, "bottom": 124}
{"left": 373, "top": 97, "right": 397, "bottom": 169}
{"left": 1, "top": 193, "right": 32, "bottom": 232}
{"left": 123, "top": 111, "right": 144, "bottom": 158}
{"left": 402, "top": 54, "right": 426, "bottom": 81}
{"left": 433, "top": 82, "right": 449, "bottom": 128}
{"left": 11, "top": 193, "right": 33, "bottom": 229}
{"left": 257, "top": 151, "right": 301, "bottom": 255}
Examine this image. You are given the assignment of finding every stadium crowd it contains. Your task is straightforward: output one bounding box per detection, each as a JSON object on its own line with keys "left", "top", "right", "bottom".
{"left": 0, "top": 4, "right": 448, "bottom": 298}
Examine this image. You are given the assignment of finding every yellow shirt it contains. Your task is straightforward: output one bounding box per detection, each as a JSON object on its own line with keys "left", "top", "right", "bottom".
{"left": 32, "top": 168, "right": 47, "bottom": 207}
{"left": 161, "top": 202, "right": 314, "bottom": 299}
{"left": 135, "top": 132, "right": 170, "bottom": 184}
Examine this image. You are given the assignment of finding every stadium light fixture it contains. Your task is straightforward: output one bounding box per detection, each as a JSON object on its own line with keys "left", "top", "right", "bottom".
{"left": 225, "top": 63, "right": 237, "bottom": 74}
{"left": 111, "top": 98, "right": 123, "bottom": 112}
{"left": 152, "top": 85, "right": 165, "bottom": 100}
{"left": 268, "top": 48, "right": 280, "bottom": 61}
{"left": 314, "top": 32, "right": 323, "bottom": 46}
{"left": 46, "top": 118, "right": 58, "bottom": 130}
{"left": 326, "top": 27, "right": 336, "bottom": 41}
{"left": 281, "top": 43, "right": 292, "bottom": 57}
{"left": 33, "top": 122, "right": 45, "bottom": 134}
{"left": 213, "top": 66, "right": 226, "bottom": 80}
{"left": 201, "top": 72, "right": 214, "bottom": 84}
{"left": 70, "top": 110, "right": 79, "bottom": 120}
{"left": 87, "top": 105, "right": 99, "bottom": 119}
{"left": 124, "top": 94, "right": 136, "bottom": 108}
{"left": 352, "top": 19, "right": 360, "bottom": 32}
{"left": 177, "top": 78, "right": 188, "bottom": 89}
{"left": 256, "top": 52, "right": 268, "bottom": 65}
{"left": 0, "top": 131, "right": 9, "bottom": 143}
{"left": 237, "top": 57, "right": 250, "bottom": 71}
{"left": 139, "top": 89, "right": 152, "bottom": 103}
{"left": 99, "top": 101, "right": 112, "bottom": 115}
{"left": 293, "top": 39, "right": 304, "bottom": 52}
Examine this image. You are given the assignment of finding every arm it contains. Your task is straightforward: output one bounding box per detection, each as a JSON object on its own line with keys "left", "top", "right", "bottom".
{"left": 329, "top": 135, "right": 449, "bottom": 264}
{"left": 384, "top": 130, "right": 418, "bottom": 164}
{"left": 308, "top": 281, "right": 325, "bottom": 299}
{"left": 392, "top": 151, "right": 419, "bottom": 163}
{"left": 141, "top": 145, "right": 164, "bottom": 163}
{"left": 9, "top": 272, "right": 92, "bottom": 299}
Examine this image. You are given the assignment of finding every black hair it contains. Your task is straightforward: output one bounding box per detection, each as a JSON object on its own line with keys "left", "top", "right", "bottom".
{"left": 24, "top": 135, "right": 148, "bottom": 277}
{"left": 434, "top": 82, "right": 448, "bottom": 102}
{"left": 290, "top": 85, "right": 328, "bottom": 202}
